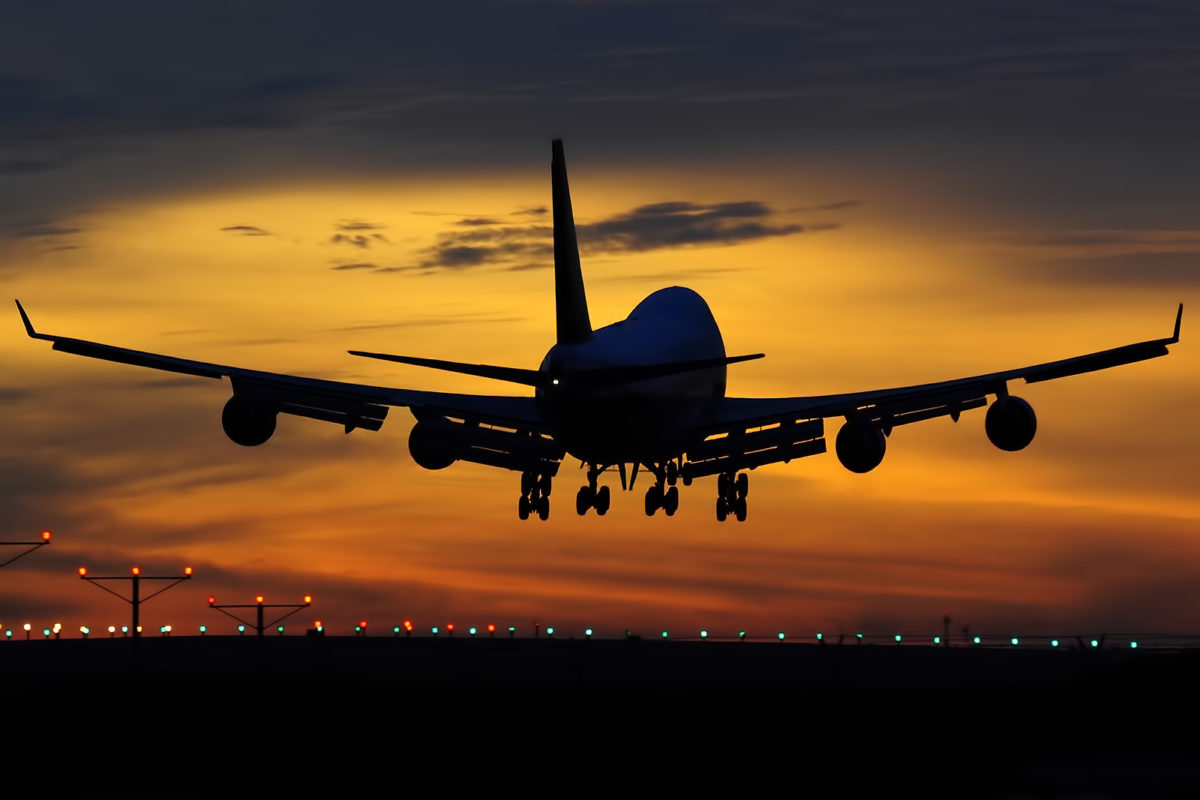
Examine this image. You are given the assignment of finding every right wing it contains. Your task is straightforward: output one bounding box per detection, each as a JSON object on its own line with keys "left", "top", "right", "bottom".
{"left": 682, "top": 304, "right": 1182, "bottom": 478}
{"left": 16, "top": 299, "right": 549, "bottom": 441}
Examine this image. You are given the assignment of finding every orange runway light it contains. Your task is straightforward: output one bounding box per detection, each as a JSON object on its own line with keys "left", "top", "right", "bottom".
{"left": 255, "top": 595, "right": 264, "bottom": 604}
{"left": 41, "top": 530, "right": 51, "bottom": 541}
{"left": 303, "top": 595, "right": 312, "bottom": 605}
{"left": 78, "top": 566, "right": 87, "bottom": 577}
{"left": 131, "top": 566, "right": 140, "bottom": 575}
{"left": 184, "top": 566, "right": 193, "bottom": 576}
{"left": 208, "top": 596, "right": 215, "bottom": 605}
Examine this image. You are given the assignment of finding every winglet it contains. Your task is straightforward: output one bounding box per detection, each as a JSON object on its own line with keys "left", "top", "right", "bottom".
{"left": 1172, "top": 302, "right": 1183, "bottom": 343}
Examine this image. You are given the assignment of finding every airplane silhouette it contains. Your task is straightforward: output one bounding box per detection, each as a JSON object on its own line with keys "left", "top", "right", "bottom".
{"left": 16, "top": 140, "right": 1183, "bottom": 521}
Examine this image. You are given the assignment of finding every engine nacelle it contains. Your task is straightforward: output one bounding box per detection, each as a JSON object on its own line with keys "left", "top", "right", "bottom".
{"left": 985, "top": 396, "right": 1037, "bottom": 451}
{"left": 408, "top": 420, "right": 458, "bottom": 470}
{"left": 221, "top": 396, "right": 277, "bottom": 447}
{"left": 835, "top": 419, "right": 886, "bottom": 473}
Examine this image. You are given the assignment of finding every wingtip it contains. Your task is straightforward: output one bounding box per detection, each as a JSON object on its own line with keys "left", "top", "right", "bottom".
{"left": 14, "top": 299, "right": 35, "bottom": 337}
{"left": 1174, "top": 302, "right": 1183, "bottom": 342}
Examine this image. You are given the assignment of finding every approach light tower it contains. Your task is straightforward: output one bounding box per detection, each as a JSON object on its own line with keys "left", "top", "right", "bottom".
{"left": 78, "top": 565, "right": 193, "bottom": 639}
{"left": 0, "top": 529, "right": 52, "bottom": 567}
{"left": 208, "top": 594, "right": 313, "bottom": 637}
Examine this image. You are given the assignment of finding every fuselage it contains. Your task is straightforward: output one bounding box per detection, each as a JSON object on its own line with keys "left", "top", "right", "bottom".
{"left": 536, "top": 286, "right": 726, "bottom": 464}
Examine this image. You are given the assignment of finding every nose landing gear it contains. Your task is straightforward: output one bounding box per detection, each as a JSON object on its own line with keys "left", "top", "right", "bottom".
{"left": 715, "top": 471, "right": 748, "bottom": 522}
{"left": 518, "top": 471, "right": 551, "bottom": 521}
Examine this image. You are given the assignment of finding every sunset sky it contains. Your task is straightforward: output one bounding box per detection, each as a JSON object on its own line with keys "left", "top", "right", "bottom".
{"left": 1, "top": 2, "right": 1197, "bottom": 640}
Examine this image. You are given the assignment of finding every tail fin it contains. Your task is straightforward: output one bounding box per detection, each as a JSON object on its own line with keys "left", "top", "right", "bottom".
{"left": 552, "top": 139, "right": 592, "bottom": 345}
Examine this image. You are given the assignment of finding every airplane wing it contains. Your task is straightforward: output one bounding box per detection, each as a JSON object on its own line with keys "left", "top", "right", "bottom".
{"left": 683, "top": 305, "right": 1182, "bottom": 478}
{"left": 15, "top": 300, "right": 547, "bottom": 436}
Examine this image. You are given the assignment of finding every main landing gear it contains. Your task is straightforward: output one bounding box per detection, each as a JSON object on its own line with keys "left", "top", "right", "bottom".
{"left": 518, "top": 471, "right": 551, "bottom": 521}
{"left": 575, "top": 465, "right": 611, "bottom": 516}
{"left": 716, "top": 471, "right": 748, "bottom": 522}
{"left": 644, "top": 461, "right": 680, "bottom": 517}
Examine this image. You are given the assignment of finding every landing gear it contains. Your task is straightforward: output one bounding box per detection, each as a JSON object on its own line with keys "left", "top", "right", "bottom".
{"left": 519, "top": 471, "right": 551, "bottom": 521}
{"left": 715, "top": 471, "right": 749, "bottom": 522}
{"left": 644, "top": 466, "right": 680, "bottom": 517}
{"left": 575, "top": 466, "right": 610, "bottom": 516}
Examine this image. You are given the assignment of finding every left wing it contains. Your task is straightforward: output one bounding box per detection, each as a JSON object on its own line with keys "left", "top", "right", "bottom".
{"left": 682, "top": 305, "right": 1182, "bottom": 479}
{"left": 16, "top": 300, "right": 561, "bottom": 472}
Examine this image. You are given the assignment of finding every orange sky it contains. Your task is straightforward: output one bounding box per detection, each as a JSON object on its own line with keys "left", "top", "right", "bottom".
{"left": 2, "top": 2, "right": 1198, "bottom": 642}
{"left": 3, "top": 153, "right": 1196, "bottom": 642}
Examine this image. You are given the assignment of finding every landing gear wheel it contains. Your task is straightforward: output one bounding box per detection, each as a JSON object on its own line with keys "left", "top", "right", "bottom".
{"left": 537, "top": 495, "right": 550, "bottom": 521}
{"left": 576, "top": 486, "right": 592, "bottom": 516}
{"left": 645, "top": 485, "right": 663, "bottom": 516}
{"left": 518, "top": 495, "right": 531, "bottom": 520}
{"left": 734, "top": 496, "right": 747, "bottom": 522}
{"left": 595, "top": 486, "right": 610, "bottom": 516}
{"left": 539, "top": 473, "right": 552, "bottom": 497}
{"left": 666, "top": 461, "right": 678, "bottom": 486}
{"left": 736, "top": 472, "right": 748, "bottom": 498}
{"left": 716, "top": 497, "right": 727, "bottom": 522}
{"left": 663, "top": 486, "right": 679, "bottom": 516}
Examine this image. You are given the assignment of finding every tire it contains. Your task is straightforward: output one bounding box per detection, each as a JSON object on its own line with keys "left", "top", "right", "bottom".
{"left": 595, "top": 486, "right": 610, "bottom": 516}
{"left": 735, "top": 497, "right": 747, "bottom": 522}
{"left": 537, "top": 495, "right": 550, "bottom": 521}
{"left": 518, "top": 496, "right": 530, "bottom": 520}
{"left": 716, "top": 497, "right": 727, "bottom": 522}
{"left": 664, "top": 486, "right": 679, "bottom": 516}
{"left": 576, "top": 486, "right": 591, "bottom": 516}
{"left": 736, "top": 473, "right": 748, "bottom": 498}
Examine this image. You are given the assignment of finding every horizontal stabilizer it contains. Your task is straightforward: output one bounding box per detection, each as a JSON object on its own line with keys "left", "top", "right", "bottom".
{"left": 349, "top": 350, "right": 764, "bottom": 388}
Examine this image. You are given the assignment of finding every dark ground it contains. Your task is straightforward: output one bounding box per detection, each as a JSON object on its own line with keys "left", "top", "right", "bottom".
{"left": 2, "top": 636, "right": 1197, "bottom": 798}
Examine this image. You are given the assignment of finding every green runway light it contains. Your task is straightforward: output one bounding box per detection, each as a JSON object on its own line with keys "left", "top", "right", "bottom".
{"left": 3, "top": 630, "right": 9, "bottom": 638}
{"left": 972, "top": 636, "right": 981, "bottom": 645}
{"left": 661, "top": 630, "right": 669, "bottom": 639}
{"left": 1011, "top": 637, "right": 1019, "bottom": 646}
{"left": 933, "top": 636, "right": 940, "bottom": 644}
{"left": 699, "top": 630, "right": 708, "bottom": 639}
{"left": 856, "top": 633, "right": 863, "bottom": 642}
{"left": 508, "top": 626, "right": 516, "bottom": 637}
{"left": 431, "top": 626, "right": 439, "bottom": 636}
{"left": 393, "top": 626, "right": 401, "bottom": 635}
{"left": 777, "top": 632, "right": 785, "bottom": 641}
{"left": 237, "top": 625, "right": 245, "bottom": 635}
{"left": 1131, "top": 641, "right": 1138, "bottom": 649}
{"left": 199, "top": 626, "right": 207, "bottom": 635}
{"left": 894, "top": 634, "right": 902, "bottom": 643}
{"left": 80, "top": 627, "right": 89, "bottom": 637}
{"left": 277, "top": 626, "right": 284, "bottom": 635}
{"left": 585, "top": 628, "right": 593, "bottom": 638}
{"left": 546, "top": 627, "right": 555, "bottom": 637}
{"left": 1091, "top": 639, "right": 1099, "bottom": 648}
{"left": 469, "top": 627, "right": 477, "bottom": 637}
{"left": 738, "top": 631, "right": 746, "bottom": 640}
{"left": 1051, "top": 639, "right": 1059, "bottom": 647}
{"left": 816, "top": 632, "right": 823, "bottom": 641}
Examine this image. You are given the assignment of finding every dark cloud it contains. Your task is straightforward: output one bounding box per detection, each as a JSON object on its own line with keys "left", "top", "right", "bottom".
{"left": 381, "top": 199, "right": 820, "bottom": 273}
{"left": 791, "top": 200, "right": 861, "bottom": 212}
{"left": 0, "top": 388, "right": 32, "bottom": 404}
{"left": 336, "top": 220, "right": 385, "bottom": 231}
{"left": 512, "top": 207, "right": 548, "bottom": 216}
{"left": 457, "top": 218, "right": 499, "bottom": 226}
{"left": 330, "top": 262, "right": 377, "bottom": 271}
{"left": 221, "top": 225, "right": 270, "bottom": 236}
{"left": 578, "top": 200, "right": 813, "bottom": 252}
{"left": 5, "top": 222, "right": 81, "bottom": 239}
{"left": 328, "top": 312, "right": 526, "bottom": 332}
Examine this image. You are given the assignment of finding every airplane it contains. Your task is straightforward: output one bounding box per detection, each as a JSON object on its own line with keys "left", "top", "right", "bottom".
{"left": 16, "top": 140, "right": 1183, "bottom": 522}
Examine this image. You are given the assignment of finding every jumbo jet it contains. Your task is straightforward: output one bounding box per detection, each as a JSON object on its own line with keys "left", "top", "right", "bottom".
{"left": 16, "top": 140, "right": 1182, "bottom": 522}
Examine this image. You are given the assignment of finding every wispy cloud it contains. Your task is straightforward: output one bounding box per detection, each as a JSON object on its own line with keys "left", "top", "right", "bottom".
{"left": 353, "top": 199, "right": 830, "bottom": 274}
{"left": 221, "top": 225, "right": 270, "bottom": 236}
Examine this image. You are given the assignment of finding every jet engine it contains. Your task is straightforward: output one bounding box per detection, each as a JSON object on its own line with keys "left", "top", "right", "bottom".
{"left": 221, "top": 396, "right": 277, "bottom": 447}
{"left": 985, "top": 396, "right": 1037, "bottom": 451}
{"left": 408, "top": 416, "right": 564, "bottom": 474}
{"left": 835, "top": 418, "right": 886, "bottom": 473}
{"left": 408, "top": 419, "right": 458, "bottom": 470}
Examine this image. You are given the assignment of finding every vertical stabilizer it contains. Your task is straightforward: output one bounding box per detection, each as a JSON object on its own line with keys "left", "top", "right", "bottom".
{"left": 552, "top": 139, "right": 592, "bottom": 345}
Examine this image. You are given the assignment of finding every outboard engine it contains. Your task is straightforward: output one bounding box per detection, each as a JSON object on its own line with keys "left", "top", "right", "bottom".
{"left": 221, "top": 396, "right": 277, "bottom": 447}
{"left": 985, "top": 396, "right": 1037, "bottom": 451}
{"left": 835, "top": 418, "right": 886, "bottom": 473}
